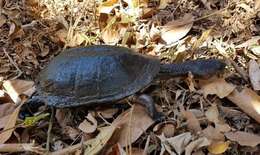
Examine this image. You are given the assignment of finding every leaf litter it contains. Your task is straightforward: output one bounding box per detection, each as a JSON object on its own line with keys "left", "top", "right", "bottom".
{"left": 0, "top": 0, "right": 260, "bottom": 154}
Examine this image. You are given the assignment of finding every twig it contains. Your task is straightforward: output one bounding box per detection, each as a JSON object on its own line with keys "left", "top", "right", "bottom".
{"left": 3, "top": 48, "right": 23, "bottom": 79}
{"left": 143, "top": 135, "right": 150, "bottom": 155}
{"left": 49, "top": 143, "right": 82, "bottom": 155}
{"left": 97, "top": 112, "right": 112, "bottom": 126}
{"left": 46, "top": 107, "right": 55, "bottom": 152}
{"left": 0, "top": 143, "right": 45, "bottom": 154}
{"left": 163, "top": 7, "right": 228, "bottom": 29}
{"left": 225, "top": 58, "right": 249, "bottom": 81}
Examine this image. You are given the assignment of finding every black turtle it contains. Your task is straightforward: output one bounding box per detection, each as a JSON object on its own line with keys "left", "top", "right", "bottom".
{"left": 26, "top": 45, "right": 226, "bottom": 120}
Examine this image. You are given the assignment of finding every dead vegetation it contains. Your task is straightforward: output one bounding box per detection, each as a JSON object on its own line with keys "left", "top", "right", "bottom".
{"left": 0, "top": 0, "right": 260, "bottom": 154}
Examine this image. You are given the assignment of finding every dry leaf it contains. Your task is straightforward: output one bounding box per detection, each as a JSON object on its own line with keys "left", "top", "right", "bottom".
{"left": 202, "top": 126, "right": 225, "bottom": 142}
{"left": 98, "top": 0, "right": 119, "bottom": 14}
{"left": 97, "top": 108, "right": 118, "bottom": 119}
{"left": 192, "top": 150, "right": 205, "bottom": 155}
{"left": 55, "top": 29, "right": 68, "bottom": 43}
{"left": 181, "top": 107, "right": 202, "bottom": 133}
{"left": 71, "top": 32, "right": 87, "bottom": 46}
{"left": 161, "top": 14, "right": 193, "bottom": 45}
{"left": 200, "top": 78, "right": 236, "bottom": 98}
{"left": 84, "top": 126, "right": 116, "bottom": 155}
{"left": 0, "top": 115, "right": 11, "bottom": 129}
{"left": 78, "top": 113, "right": 97, "bottom": 134}
{"left": 64, "top": 126, "right": 80, "bottom": 140}
{"left": 0, "top": 143, "right": 45, "bottom": 154}
{"left": 225, "top": 131, "right": 260, "bottom": 147}
{"left": 205, "top": 104, "right": 219, "bottom": 123}
{"left": 158, "top": 0, "right": 171, "bottom": 9}
{"left": 0, "top": 102, "right": 24, "bottom": 144}
{"left": 249, "top": 60, "right": 260, "bottom": 90}
{"left": 158, "top": 134, "right": 177, "bottom": 155}
{"left": 207, "top": 141, "right": 230, "bottom": 154}
{"left": 3, "top": 80, "right": 35, "bottom": 104}
{"left": 0, "top": 103, "right": 16, "bottom": 129}
{"left": 131, "top": 148, "right": 146, "bottom": 155}
{"left": 112, "top": 104, "right": 154, "bottom": 147}
{"left": 107, "top": 143, "right": 126, "bottom": 155}
{"left": 204, "top": 104, "right": 231, "bottom": 133}
{"left": 8, "top": 22, "right": 16, "bottom": 36}
{"left": 251, "top": 46, "right": 260, "bottom": 56}
{"left": 235, "top": 36, "right": 260, "bottom": 48}
{"left": 102, "top": 28, "right": 120, "bottom": 45}
{"left": 0, "top": 103, "right": 16, "bottom": 118}
{"left": 192, "top": 29, "right": 212, "bottom": 49}
{"left": 0, "top": 14, "right": 6, "bottom": 27}
{"left": 227, "top": 88, "right": 260, "bottom": 123}
{"left": 164, "top": 132, "right": 192, "bottom": 155}
{"left": 185, "top": 137, "right": 210, "bottom": 155}
{"left": 255, "top": 0, "right": 260, "bottom": 10}
{"left": 101, "top": 0, "right": 118, "bottom": 6}
{"left": 55, "top": 109, "right": 71, "bottom": 128}
{"left": 215, "top": 123, "right": 231, "bottom": 133}
{"left": 153, "top": 121, "right": 175, "bottom": 138}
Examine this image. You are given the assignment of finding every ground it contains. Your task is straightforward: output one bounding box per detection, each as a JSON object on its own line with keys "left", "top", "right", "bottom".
{"left": 0, "top": 0, "right": 260, "bottom": 154}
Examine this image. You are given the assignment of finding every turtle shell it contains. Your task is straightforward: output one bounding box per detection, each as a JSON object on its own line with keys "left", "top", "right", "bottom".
{"left": 36, "top": 45, "right": 160, "bottom": 107}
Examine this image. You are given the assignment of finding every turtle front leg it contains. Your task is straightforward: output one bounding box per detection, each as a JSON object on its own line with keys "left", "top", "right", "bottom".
{"left": 131, "top": 94, "right": 165, "bottom": 122}
{"left": 19, "top": 95, "right": 46, "bottom": 119}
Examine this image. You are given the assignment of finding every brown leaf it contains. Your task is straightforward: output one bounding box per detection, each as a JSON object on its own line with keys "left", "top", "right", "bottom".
{"left": 185, "top": 137, "right": 211, "bottom": 155}
{"left": 227, "top": 88, "right": 260, "bottom": 123}
{"left": 84, "top": 126, "right": 116, "bottom": 155}
{"left": 200, "top": 78, "right": 236, "bottom": 98}
{"left": 112, "top": 104, "right": 154, "bottom": 147}
{"left": 97, "top": 108, "right": 118, "bottom": 119}
{"left": 0, "top": 115, "right": 11, "bottom": 129}
{"left": 107, "top": 143, "right": 126, "bottom": 155}
{"left": 0, "top": 14, "right": 6, "bottom": 27}
{"left": 249, "top": 60, "right": 260, "bottom": 90}
{"left": 235, "top": 36, "right": 260, "bottom": 48}
{"left": 205, "top": 104, "right": 220, "bottom": 124}
{"left": 255, "top": 0, "right": 260, "bottom": 10}
{"left": 98, "top": 0, "right": 119, "bottom": 14}
{"left": 78, "top": 113, "right": 97, "bottom": 134}
{"left": 207, "top": 141, "right": 230, "bottom": 154}
{"left": 153, "top": 121, "right": 175, "bottom": 138}
{"left": 215, "top": 123, "right": 231, "bottom": 133}
{"left": 192, "top": 29, "right": 212, "bottom": 49}
{"left": 181, "top": 107, "right": 202, "bottom": 133}
{"left": 251, "top": 46, "right": 260, "bottom": 56}
{"left": 102, "top": 28, "right": 120, "bottom": 45}
{"left": 225, "top": 131, "right": 260, "bottom": 147}
{"left": 8, "top": 22, "right": 16, "bottom": 36}
{"left": 64, "top": 126, "right": 80, "bottom": 140}
{"left": 55, "top": 109, "right": 71, "bottom": 128}
{"left": 0, "top": 103, "right": 16, "bottom": 129}
{"left": 55, "top": 29, "right": 68, "bottom": 43}
{"left": 0, "top": 143, "right": 45, "bottom": 154}
{"left": 160, "top": 132, "right": 192, "bottom": 155}
{"left": 0, "top": 103, "right": 16, "bottom": 118}
{"left": 158, "top": 0, "right": 171, "bottom": 9}
{"left": 3, "top": 80, "right": 35, "bottom": 104}
{"left": 161, "top": 14, "right": 193, "bottom": 45}
{"left": 0, "top": 102, "right": 24, "bottom": 144}
{"left": 202, "top": 125, "right": 225, "bottom": 141}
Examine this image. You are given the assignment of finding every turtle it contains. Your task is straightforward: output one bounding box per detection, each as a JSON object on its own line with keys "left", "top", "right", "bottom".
{"left": 25, "top": 45, "right": 226, "bottom": 120}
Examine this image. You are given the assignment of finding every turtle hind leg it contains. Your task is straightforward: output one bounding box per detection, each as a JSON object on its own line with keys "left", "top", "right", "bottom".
{"left": 19, "top": 95, "right": 46, "bottom": 119}
{"left": 133, "top": 94, "right": 165, "bottom": 122}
